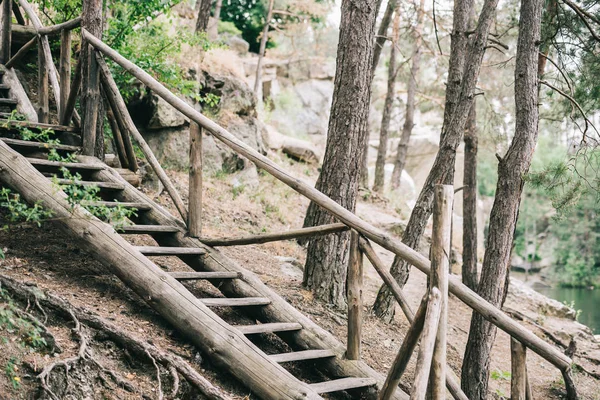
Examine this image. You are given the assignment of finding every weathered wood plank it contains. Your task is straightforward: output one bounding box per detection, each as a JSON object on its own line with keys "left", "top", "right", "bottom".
{"left": 0, "top": 118, "right": 78, "bottom": 133}
{"left": 270, "top": 350, "right": 335, "bottom": 363}
{"left": 84, "top": 29, "right": 570, "bottom": 372}
{"left": 310, "top": 378, "right": 376, "bottom": 394}
{"left": 201, "top": 223, "right": 349, "bottom": 246}
{"left": 189, "top": 121, "right": 202, "bottom": 237}
{"left": 52, "top": 178, "right": 124, "bottom": 191}
{"left": 27, "top": 157, "right": 104, "bottom": 171}
{"left": 120, "top": 225, "right": 181, "bottom": 234}
{"left": 169, "top": 271, "right": 242, "bottom": 280}
{"left": 81, "top": 201, "right": 150, "bottom": 210}
{"left": 1, "top": 137, "right": 80, "bottom": 152}
{"left": 235, "top": 322, "right": 303, "bottom": 335}
{"left": 200, "top": 297, "right": 271, "bottom": 307}
{"left": 136, "top": 246, "right": 206, "bottom": 256}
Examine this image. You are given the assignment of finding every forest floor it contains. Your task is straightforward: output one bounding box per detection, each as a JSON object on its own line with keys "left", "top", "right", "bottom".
{"left": 1, "top": 151, "right": 599, "bottom": 399}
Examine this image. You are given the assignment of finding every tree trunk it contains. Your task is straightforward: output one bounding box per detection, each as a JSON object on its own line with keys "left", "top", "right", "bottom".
{"left": 373, "top": 4, "right": 400, "bottom": 193}
{"left": 462, "top": 102, "right": 478, "bottom": 290}
{"left": 82, "top": 0, "right": 104, "bottom": 159}
{"left": 461, "top": 0, "right": 543, "bottom": 397}
{"left": 373, "top": 0, "right": 499, "bottom": 322}
{"left": 390, "top": 0, "right": 426, "bottom": 190}
{"left": 303, "top": 0, "right": 378, "bottom": 309}
{"left": 254, "top": 0, "right": 274, "bottom": 96}
{"left": 195, "top": 0, "right": 211, "bottom": 33}
{"left": 360, "top": 0, "right": 398, "bottom": 189}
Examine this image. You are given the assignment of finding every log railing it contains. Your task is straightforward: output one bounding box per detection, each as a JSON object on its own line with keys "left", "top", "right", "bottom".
{"left": 0, "top": 8, "right": 576, "bottom": 397}
{"left": 81, "top": 27, "right": 578, "bottom": 399}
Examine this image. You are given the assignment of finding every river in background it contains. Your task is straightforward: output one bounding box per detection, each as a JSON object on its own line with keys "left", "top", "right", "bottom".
{"left": 536, "top": 287, "right": 600, "bottom": 333}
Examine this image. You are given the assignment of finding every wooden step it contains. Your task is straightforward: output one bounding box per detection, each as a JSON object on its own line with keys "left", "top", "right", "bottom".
{"left": 136, "top": 246, "right": 206, "bottom": 256}
{"left": 0, "top": 118, "right": 79, "bottom": 133}
{"left": 52, "top": 178, "right": 125, "bottom": 191}
{"left": 200, "top": 297, "right": 271, "bottom": 307}
{"left": 28, "top": 157, "right": 104, "bottom": 171}
{"left": 0, "top": 98, "right": 17, "bottom": 106}
{"left": 309, "top": 378, "right": 377, "bottom": 394}
{"left": 270, "top": 349, "right": 336, "bottom": 363}
{"left": 235, "top": 322, "right": 303, "bottom": 335}
{"left": 1, "top": 137, "right": 81, "bottom": 152}
{"left": 80, "top": 201, "right": 151, "bottom": 211}
{"left": 169, "top": 271, "right": 242, "bottom": 280}
{"left": 120, "top": 225, "right": 181, "bottom": 234}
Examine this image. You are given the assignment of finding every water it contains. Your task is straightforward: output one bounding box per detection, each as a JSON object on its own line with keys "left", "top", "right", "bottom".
{"left": 536, "top": 287, "right": 600, "bottom": 333}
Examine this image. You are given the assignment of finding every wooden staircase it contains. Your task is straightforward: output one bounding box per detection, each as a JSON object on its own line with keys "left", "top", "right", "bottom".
{"left": 0, "top": 120, "right": 407, "bottom": 398}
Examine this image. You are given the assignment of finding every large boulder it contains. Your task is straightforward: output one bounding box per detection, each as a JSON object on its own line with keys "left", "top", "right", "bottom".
{"left": 147, "top": 95, "right": 187, "bottom": 129}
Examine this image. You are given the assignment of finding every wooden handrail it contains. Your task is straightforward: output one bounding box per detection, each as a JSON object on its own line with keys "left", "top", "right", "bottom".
{"left": 201, "top": 223, "right": 349, "bottom": 246}
{"left": 37, "top": 16, "right": 81, "bottom": 35}
{"left": 81, "top": 28, "right": 573, "bottom": 373}
{"left": 5, "top": 36, "right": 36, "bottom": 68}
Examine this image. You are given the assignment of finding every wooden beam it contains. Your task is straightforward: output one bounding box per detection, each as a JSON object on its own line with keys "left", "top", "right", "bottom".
{"left": 0, "top": 0, "right": 12, "bottom": 64}
{"left": 410, "top": 288, "right": 442, "bottom": 400}
{"left": 429, "top": 185, "right": 453, "bottom": 399}
{"left": 60, "top": 55, "right": 81, "bottom": 127}
{"left": 97, "top": 54, "right": 187, "bottom": 221}
{"left": 511, "top": 338, "right": 527, "bottom": 400}
{"left": 83, "top": 28, "right": 572, "bottom": 372}
{"left": 169, "top": 271, "right": 242, "bottom": 280}
{"left": 5, "top": 36, "right": 35, "bottom": 68}
{"left": 37, "top": 16, "right": 81, "bottom": 35}
{"left": 189, "top": 122, "right": 202, "bottom": 237}
{"left": 59, "top": 28, "right": 71, "bottom": 122}
{"left": 346, "top": 230, "right": 363, "bottom": 360}
{"left": 202, "top": 223, "right": 349, "bottom": 247}
{"left": 12, "top": 1, "right": 25, "bottom": 25}
{"left": 379, "top": 296, "right": 428, "bottom": 400}
{"left": 235, "top": 322, "right": 302, "bottom": 335}
{"left": 106, "top": 105, "right": 129, "bottom": 169}
{"left": 80, "top": 0, "right": 102, "bottom": 156}
{"left": 0, "top": 141, "right": 322, "bottom": 400}
{"left": 37, "top": 37, "right": 49, "bottom": 123}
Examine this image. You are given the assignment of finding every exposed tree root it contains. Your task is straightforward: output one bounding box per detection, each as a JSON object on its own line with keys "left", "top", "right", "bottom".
{"left": 0, "top": 274, "right": 233, "bottom": 400}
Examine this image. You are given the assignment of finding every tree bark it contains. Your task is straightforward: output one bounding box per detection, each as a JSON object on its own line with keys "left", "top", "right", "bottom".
{"left": 462, "top": 102, "right": 478, "bottom": 290}
{"left": 461, "top": 0, "right": 544, "bottom": 397}
{"left": 82, "top": 0, "right": 104, "bottom": 159}
{"left": 374, "top": 0, "right": 501, "bottom": 321}
{"left": 373, "top": 4, "right": 400, "bottom": 193}
{"left": 302, "top": 0, "right": 378, "bottom": 309}
{"left": 195, "top": 0, "right": 211, "bottom": 33}
{"left": 390, "top": 0, "right": 426, "bottom": 190}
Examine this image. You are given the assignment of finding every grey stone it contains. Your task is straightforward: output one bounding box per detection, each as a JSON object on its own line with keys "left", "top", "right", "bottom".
{"left": 147, "top": 95, "right": 187, "bottom": 129}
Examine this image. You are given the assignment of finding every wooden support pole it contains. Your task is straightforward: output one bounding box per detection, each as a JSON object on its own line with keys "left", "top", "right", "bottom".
{"left": 12, "top": 1, "right": 25, "bottom": 25}
{"left": 379, "top": 295, "right": 428, "bottom": 400}
{"left": 81, "top": 0, "right": 102, "bottom": 156}
{"left": 5, "top": 35, "right": 35, "bottom": 68}
{"left": 82, "top": 29, "right": 573, "bottom": 375}
{"left": 429, "top": 185, "right": 453, "bottom": 400}
{"left": 18, "top": 0, "right": 61, "bottom": 111}
{"left": 511, "top": 338, "right": 527, "bottom": 400}
{"left": 60, "top": 55, "right": 81, "bottom": 127}
{"left": 346, "top": 230, "right": 363, "bottom": 360}
{"left": 106, "top": 105, "right": 129, "bottom": 169}
{"left": 188, "top": 121, "right": 202, "bottom": 238}
{"left": 253, "top": 0, "right": 274, "bottom": 96}
{"left": 37, "top": 37, "right": 48, "bottom": 123}
{"left": 59, "top": 29, "right": 71, "bottom": 122}
{"left": 97, "top": 54, "right": 186, "bottom": 221}
{"left": 359, "top": 237, "right": 415, "bottom": 321}
{"left": 410, "top": 288, "right": 442, "bottom": 400}
{"left": 202, "top": 223, "right": 349, "bottom": 246}
{"left": 0, "top": 0, "right": 12, "bottom": 64}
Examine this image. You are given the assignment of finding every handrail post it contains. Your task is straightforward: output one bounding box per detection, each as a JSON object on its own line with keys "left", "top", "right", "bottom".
{"left": 511, "top": 338, "right": 527, "bottom": 400}
{"left": 59, "top": 28, "right": 71, "bottom": 122}
{"left": 0, "top": 0, "right": 12, "bottom": 64}
{"left": 81, "top": 0, "right": 102, "bottom": 156}
{"left": 188, "top": 122, "right": 203, "bottom": 237}
{"left": 429, "top": 184, "right": 453, "bottom": 399}
{"left": 37, "top": 37, "right": 49, "bottom": 123}
{"left": 346, "top": 230, "right": 363, "bottom": 360}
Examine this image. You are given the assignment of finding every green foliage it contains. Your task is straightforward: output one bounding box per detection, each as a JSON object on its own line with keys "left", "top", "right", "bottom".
{"left": 0, "top": 289, "right": 48, "bottom": 350}
{"left": 218, "top": 20, "right": 242, "bottom": 36}
{"left": 0, "top": 187, "right": 53, "bottom": 227}
{"left": 5, "top": 357, "right": 21, "bottom": 390}
{"left": 490, "top": 369, "right": 511, "bottom": 381}
{"left": 54, "top": 168, "right": 137, "bottom": 231}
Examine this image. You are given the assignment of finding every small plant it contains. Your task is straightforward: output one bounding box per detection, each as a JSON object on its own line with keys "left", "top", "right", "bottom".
{"left": 0, "top": 187, "right": 54, "bottom": 227}
{"left": 5, "top": 357, "right": 21, "bottom": 390}
{"left": 231, "top": 184, "right": 245, "bottom": 199}
{"left": 47, "top": 148, "right": 78, "bottom": 163}
{"left": 490, "top": 369, "right": 511, "bottom": 381}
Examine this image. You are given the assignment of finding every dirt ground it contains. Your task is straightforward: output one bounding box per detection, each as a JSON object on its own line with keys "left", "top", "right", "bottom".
{"left": 1, "top": 152, "right": 599, "bottom": 399}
